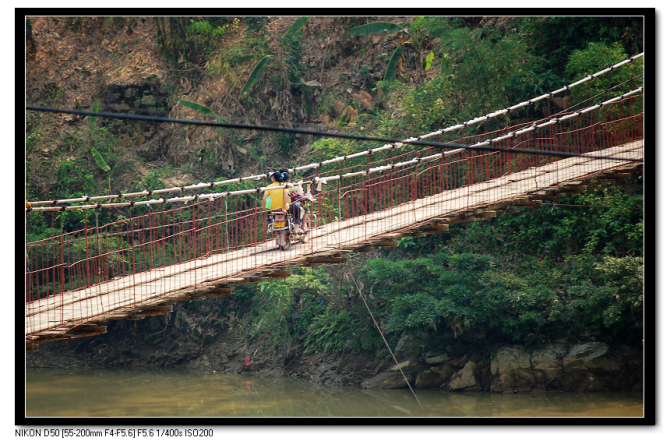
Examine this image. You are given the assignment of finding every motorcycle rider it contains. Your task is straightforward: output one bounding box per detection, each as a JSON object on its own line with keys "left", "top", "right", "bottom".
{"left": 262, "top": 172, "right": 290, "bottom": 222}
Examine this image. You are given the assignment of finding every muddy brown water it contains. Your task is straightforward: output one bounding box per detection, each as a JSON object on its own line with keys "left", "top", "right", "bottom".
{"left": 25, "top": 369, "right": 643, "bottom": 418}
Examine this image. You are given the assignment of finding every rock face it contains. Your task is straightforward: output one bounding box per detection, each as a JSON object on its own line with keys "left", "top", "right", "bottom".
{"left": 562, "top": 342, "right": 608, "bottom": 371}
{"left": 425, "top": 354, "right": 451, "bottom": 365}
{"left": 489, "top": 342, "right": 642, "bottom": 393}
{"left": 361, "top": 358, "right": 427, "bottom": 389}
{"left": 448, "top": 361, "right": 479, "bottom": 391}
{"left": 490, "top": 345, "right": 535, "bottom": 393}
{"left": 359, "top": 340, "right": 641, "bottom": 393}
{"left": 361, "top": 371, "right": 409, "bottom": 389}
{"left": 414, "top": 370, "right": 442, "bottom": 389}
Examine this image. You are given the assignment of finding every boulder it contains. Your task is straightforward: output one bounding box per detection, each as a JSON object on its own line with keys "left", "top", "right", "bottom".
{"left": 563, "top": 342, "right": 609, "bottom": 371}
{"left": 414, "top": 370, "right": 442, "bottom": 389}
{"left": 425, "top": 354, "right": 451, "bottom": 365}
{"left": 531, "top": 343, "right": 566, "bottom": 383}
{"left": 449, "top": 361, "right": 479, "bottom": 391}
{"left": 489, "top": 341, "right": 641, "bottom": 393}
{"left": 360, "top": 371, "right": 408, "bottom": 389}
{"left": 430, "top": 363, "right": 458, "bottom": 382}
{"left": 361, "top": 358, "right": 425, "bottom": 389}
{"left": 446, "top": 354, "right": 469, "bottom": 368}
{"left": 490, "top": 346, "right": 535, "bottom": 393}
{"left": 393, "top": 334, "right": 419, "bottom": 357}
{"left": 497, "top": 370, "right": 516, "bottom": 392}
{"left": 514, "top": 368, "right": 537, "bottom": 393}
{"left": 390, "top": 358, "right": 426, "bottom": 377}
{"left": 491, "top": 346, "right": 531, "bottom": 376}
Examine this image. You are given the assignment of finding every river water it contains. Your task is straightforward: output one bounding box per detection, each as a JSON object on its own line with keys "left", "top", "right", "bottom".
{"left": 25, "top": 369, "right": 643, "bottom": 418}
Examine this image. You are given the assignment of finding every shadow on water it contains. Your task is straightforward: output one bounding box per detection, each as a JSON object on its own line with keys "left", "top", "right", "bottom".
{"left": 25, "top": 369, "right": 643, "bottom": 418}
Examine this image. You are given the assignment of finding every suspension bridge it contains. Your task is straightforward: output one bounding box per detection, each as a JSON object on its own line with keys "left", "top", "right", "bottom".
{"left": 25, "top": 67, "right": 644, "bottom": 351}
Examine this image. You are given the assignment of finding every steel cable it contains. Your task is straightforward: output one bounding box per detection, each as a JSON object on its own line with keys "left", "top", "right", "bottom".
{"left": 26, "top": 53, "right": 643, "bottom": 207}
{"left": 27, "top": 87, "right": 644, "bottom": 212}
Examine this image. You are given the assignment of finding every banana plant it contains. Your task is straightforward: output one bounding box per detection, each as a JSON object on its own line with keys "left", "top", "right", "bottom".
{"left": 89, "top": 100, "right": 99, "bottom": 128}
{"left": 179, "top": 99, "right": 227, "bottom": 139}
{"left": 349, "top": 19, "right": 436, "bottom": 82}
{"left": 89, "top": 100, "right": 113, "bottom": 192}
{"left": 240, "top": 55, "right": 273, "bottom": 95}
{"left": 240, "top": 16, "right": 318, "bottom": 113}
{"left": 91, "top": 146, "right": 112, "bottom": 192}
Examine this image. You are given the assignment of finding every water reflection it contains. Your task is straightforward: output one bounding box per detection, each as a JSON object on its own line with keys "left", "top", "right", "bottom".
{"left": 25, "top": 369, "right": 643, "bottom": 417}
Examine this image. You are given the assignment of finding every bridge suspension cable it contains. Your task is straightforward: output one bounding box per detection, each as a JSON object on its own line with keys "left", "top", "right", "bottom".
{"left": 26, "top": 85, "right": 644, "bottom": 213}
{"left": 466, "top": 87, "right": 644, "bottom": 150}
{"left": 26, "top": 53, "right": 643, "bottom": 208}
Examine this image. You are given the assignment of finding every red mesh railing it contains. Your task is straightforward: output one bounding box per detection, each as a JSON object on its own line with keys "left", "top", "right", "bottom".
{"left": 25, "top": 95, "right": 644, "bottom": 335}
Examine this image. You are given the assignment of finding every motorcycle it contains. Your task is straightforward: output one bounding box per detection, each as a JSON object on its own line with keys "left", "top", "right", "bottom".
{"left": 268, "top": 210, "right": 293, "bottom": 251}
{"left": 267, "top": 203, "right": 317, "bottom": 251}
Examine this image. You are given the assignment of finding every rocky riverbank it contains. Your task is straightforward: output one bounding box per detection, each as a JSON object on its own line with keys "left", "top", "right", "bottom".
{"left": 25, "top": 302, "right": 643, "bottom": 393}
{"left": 362, "top": 342, "right": 643, "bottom": 393}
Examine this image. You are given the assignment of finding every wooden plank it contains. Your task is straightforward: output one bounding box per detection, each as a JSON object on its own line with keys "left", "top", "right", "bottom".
{"left": 196, "top": 292, "right": 233, "bottom": 300}
{"left": 66, "top": 332, "right": 103, "bottom": 339}
{"left": 69, "top": 325, "right": 107, "bottom": 334}
{"left": 404, "top": 231, "right": 427, "bottom": 237}
{"left": 140, "top": 305, "right": 174, "bottom": 313}
{"left": 443, "top": 216, "right": 492, "bottom": 224}
{"left": 374, "top": 240, "right": 399, "bottom": 247}
{"left": 215, "top": 278, "right": 246, "bottom": 283}
{"left": 486, "top": 203, "right": 509, "bottom": 211}
{"left": 354, "top": 247, "right": 374, "bottom": 253}
{"left": 509, "top": 201, "right": 543, "bottom": 207}
{"left": 306, "top": 256, "right": 346, "bottom": 264}
{"left": 207, "top": 288, "right": 236, "bottom": 295}
{"left": 260, "top": 276, "right": 291, "bottom": 282}
{"left": 140, "top": 311, "right": 174, "bottom": 317}
{"left": 263, "top": 270, "right": 292, "bottom": 277}
{"left": 30, "top": 336, "right": 68, "bottom": 344}
{"left": 126, "top": 315, "right": 146, "bottom": 321}
{"left": 379, "top": 233, "right": 403, "bottom": 239}
{"left": 138, "top": 305, "right": 174, "bottom": 317}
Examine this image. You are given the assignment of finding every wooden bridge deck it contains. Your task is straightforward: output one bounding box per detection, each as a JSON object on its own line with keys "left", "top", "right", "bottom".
{"left": 26, "top": 141, "right": 643, "bottom": 340}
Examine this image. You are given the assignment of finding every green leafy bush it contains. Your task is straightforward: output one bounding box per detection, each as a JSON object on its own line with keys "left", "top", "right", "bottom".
{"left": 565, "top": 41, "right": 643, "bottom": 105}
{"left": 304, "top": 307, "right": 359, "bottom": 353}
